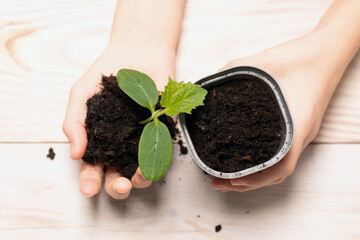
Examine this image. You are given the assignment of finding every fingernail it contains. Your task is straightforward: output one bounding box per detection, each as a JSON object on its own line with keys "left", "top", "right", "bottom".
{"left": 231, "top": 180, "right": 247, "bottom": 186}
{"left": 115, "top": 179, "right": 131, "bottom": 194}
{"left": 80, "top": 180, "right": 97, "bottom": 197}
{"left": 115, "top": 184, "right": 128, "bottom": 194}
{"left": 116, "top": 189, "right": 128, "bottom": 194}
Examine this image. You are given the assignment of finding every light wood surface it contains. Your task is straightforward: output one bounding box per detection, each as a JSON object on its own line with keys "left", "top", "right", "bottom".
{"left": 1, "top": 0, "right": 359, "bottom": 239}
{"left": 1, "top": 143, "right": 359, "bottom": 239}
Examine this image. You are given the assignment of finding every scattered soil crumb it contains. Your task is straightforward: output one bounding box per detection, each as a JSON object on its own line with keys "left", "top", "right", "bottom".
{"left": 160, "top": 180, "right": 167, "bottom": 186}
{"left": 47, "top": 148, "right": 55, "bottom": 160}
{"left": 178, "top": 177, "right": 181, "bottom": 181}
{"left": 246, "top": 210, "right": 250, "bottom": 214}
{"left": 178, "top": 140, "right": 188, "bottom": 155}
{"left": 173, "top": 126, "right": 179, "bottom": 141}
{"left": 215, "top": 224, "right": 222, "bottom": 232}
{"left": 197, "top": 215, "right": 200, "bottom": 218}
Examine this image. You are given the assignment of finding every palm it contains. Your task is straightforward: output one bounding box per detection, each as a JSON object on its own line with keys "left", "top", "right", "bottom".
{"left": 63, "top": 46, "right": 175, "bottom": 199}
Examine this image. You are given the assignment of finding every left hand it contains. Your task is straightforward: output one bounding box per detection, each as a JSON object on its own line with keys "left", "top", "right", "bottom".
{"left": 212, "top": 32, "right": 339, "bottom": 192}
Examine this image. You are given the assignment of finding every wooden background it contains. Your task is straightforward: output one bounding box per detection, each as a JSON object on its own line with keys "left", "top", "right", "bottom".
{"left": 1, "top": 0, "right": 359, "bottom": 239}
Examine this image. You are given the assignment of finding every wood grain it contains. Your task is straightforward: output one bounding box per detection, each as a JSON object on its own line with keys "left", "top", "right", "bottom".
{"left": 0, "top": 143, "right": 359, "bottom": 239}
{"left": 1, "top": 1, "right": 359, "bottom": 239}
{"left": 1, "top": 0, "right": 359, "bottom": 142}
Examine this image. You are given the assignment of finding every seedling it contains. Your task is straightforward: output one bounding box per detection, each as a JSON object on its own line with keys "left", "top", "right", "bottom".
{"left": 117, "top": 69, "right": 207, "bottom": 181}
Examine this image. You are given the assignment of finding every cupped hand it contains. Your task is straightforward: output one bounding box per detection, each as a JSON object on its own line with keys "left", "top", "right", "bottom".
{"left": 63, "top": 44, "right": 175, "bottom": 199}
{"left": 212, "top": 32, "right": 340, "bottom": 192}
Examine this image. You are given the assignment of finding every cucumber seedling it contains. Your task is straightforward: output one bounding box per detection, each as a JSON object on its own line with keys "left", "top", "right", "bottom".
{"left": 117, "top": 69, "right": 207, "bottom": 181}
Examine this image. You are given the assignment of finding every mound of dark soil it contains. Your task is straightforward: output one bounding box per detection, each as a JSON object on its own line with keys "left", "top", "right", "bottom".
{"left": 187, "top": 78, "right": 283, "bottom": 173}
{"left": 83, "top": 75, "right": 175, "bottom": 179}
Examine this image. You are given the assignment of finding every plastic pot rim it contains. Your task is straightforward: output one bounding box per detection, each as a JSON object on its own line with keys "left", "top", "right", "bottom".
{"left": 179, "top": 66, "right": 294, "bottom": 179}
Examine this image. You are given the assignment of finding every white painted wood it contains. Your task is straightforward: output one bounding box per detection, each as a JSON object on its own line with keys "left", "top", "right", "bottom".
{"left": 1, "top": 0, "right": 360, "bottom": 142}
{"left": 1, "top": 1, "right": 359, "bottom": 239}
{"left": 0, "top": 143, "right": 359, "bottom": 239}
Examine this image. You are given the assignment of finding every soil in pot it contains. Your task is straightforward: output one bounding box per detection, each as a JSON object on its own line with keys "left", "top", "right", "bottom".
{"left": 186, "top": 77, "right": 284, "bottom": 173}
{"left": 83, "top": 75, "right": 176, "bottom": 179}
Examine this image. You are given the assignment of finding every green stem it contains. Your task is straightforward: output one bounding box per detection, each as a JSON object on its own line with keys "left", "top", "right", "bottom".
{"left": 157, "top": 109, "right": 167, "bottom": 116}
{"left": 150, "top": 105, "right": 156, "bottom": 114}
{"left": 139, "top": 109, "right": 167, "bottom": 125}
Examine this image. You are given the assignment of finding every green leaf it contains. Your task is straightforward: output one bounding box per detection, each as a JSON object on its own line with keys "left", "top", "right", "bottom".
{"left": 138, "top": 119, "right": 173, "bottom": 181}
{"left": 160, "top": 77, "right": 208, "bottom": 117}
{"left": 117, "top": 69, "right": 158, "bottom": 113}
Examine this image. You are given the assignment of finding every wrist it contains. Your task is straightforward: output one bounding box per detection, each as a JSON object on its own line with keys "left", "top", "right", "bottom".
{"left": 107, "top": 35, "right": 177, "bottom": 58}
{"left": 108, "top": 33, "right": 178, "bottom": 55}
{"left": 103, "top": 42, "right": 175, "bottom": 92}
{"left": 108, "top": 0, "right": 184, "bottom": 55}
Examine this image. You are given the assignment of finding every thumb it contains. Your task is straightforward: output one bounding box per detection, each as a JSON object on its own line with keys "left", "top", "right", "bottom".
{"left": 218, "top": 57, "right": 249, "bottom": 72}
{"left": 63, "top": 85, "right": 88, "bottom": 160}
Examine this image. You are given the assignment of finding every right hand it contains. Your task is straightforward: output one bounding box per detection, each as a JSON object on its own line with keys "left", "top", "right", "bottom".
{"left": 212, "top": 31, "right": 343, "bottom": 192}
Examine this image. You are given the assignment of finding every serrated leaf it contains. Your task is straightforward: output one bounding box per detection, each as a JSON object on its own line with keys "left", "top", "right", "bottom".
{"left": 138, "top": 119, "right": 173, "bottom": 181}
{"left": 160, "top": 77, "right": 208, "bottom": 117}
{"left": 117, "top": 69, "right": 158, "bottom": 112}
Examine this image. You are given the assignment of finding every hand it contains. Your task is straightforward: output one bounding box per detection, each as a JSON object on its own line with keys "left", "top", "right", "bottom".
{"left": 212, "top": 31, "right": 341, "bottom": 192}
{"left": 63, "top": 43, "right": 175, "bottom": 199}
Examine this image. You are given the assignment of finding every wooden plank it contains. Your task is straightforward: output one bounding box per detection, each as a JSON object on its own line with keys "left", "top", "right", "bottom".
{"left": 0, "top": 143, "right": 359, "bottom": 239}
{"left": 1, "top": 0, "right": 360, "bottom": 143}
{"left": 0, "top": 0, "right": 116, "bottom": 142}
{"left": 315, "top": 60, "right": 360, "bottom": 142}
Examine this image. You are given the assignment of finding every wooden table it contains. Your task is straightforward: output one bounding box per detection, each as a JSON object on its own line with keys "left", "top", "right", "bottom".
{"left": 1, "top": 0, "right": 359, "bottom": 239}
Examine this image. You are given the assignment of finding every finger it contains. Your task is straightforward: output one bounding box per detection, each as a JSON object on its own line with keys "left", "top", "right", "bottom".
{"left": 212, "top": 178, "right": 253, "bottom": 192}
{"left": 79, "top": 160, "right": 104, "bottom": 197}
{"left": 211, "top": 167, "right": 280, "bottom": 192}
{"left": 212, "top": 178, "right": 232, "bottom": 190}
{"left": 62, "top": 84, "right": 89, "bottom": 160}
{"left": 218, "top": 57, "right": 249, "bottom": 72}
{"left": 211, "top": 138, "right": 302, "bottom": 192}
{"left": 105, "top": 167, "right": 132, "bottom": 199}
{"left": 131, "top": 168, "right": 152, "bottom": 189}
{"left": 214, "top": 177, "right": 284, "bottom": 193}
{"left": 218, "top": 54, "right": 269, "bottom": 73}
{"left": 270, "top": 177, "right": 285, "bottom": 185}
{"left": 229, "top": 143, "right": 301, "bottom": 188}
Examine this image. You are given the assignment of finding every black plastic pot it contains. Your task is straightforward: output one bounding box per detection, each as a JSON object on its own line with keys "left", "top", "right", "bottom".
{"left": 179, "top": 66, "right": 294, "bottom": 179}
